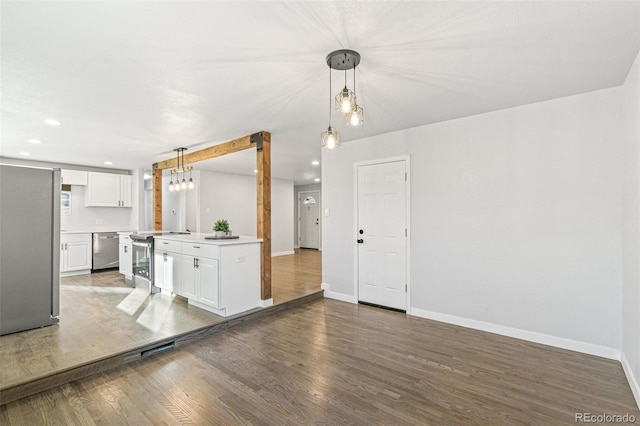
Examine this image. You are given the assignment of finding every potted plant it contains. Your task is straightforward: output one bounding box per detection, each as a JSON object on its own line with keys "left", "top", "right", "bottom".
{"left": 213, "top": 219, "right": 230, "bottom": 237}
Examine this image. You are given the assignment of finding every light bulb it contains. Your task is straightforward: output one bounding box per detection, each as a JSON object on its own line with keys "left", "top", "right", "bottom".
{"left": 168, "top": 181, "right": 174, "bottom": 192}
{"left": 327, "top": 135, "right": 336, "bottom": 150}
{"left": 341, "top": 98, "right": 352, "bottom": 113}
{"left": 181, "top": 178, "right": 187, "bottom": 189}
{"left": 349, "top": 111, "right": 359, "bottom": 126}
{"left": 188, "top": 178, "right": 194, "bottom": 189}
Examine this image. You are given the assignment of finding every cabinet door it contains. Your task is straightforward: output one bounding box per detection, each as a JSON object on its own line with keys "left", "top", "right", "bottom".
{"left": 166, "top": 251, "right": 181, "bottom": 294}
{"left": 120, "top": 175, "right": 132, "bottom": 207}
{"left": 119, "top": 243, "right": 132, "bottom": 276}
{"left": 198, "top": 257, "right": 219, "bottom": 307}
{"left": 181, "top": 255, "right": 198, "bottom": 299}
{"left": 86, "top": 173, "right": 119, "bottom": 207}
{"left": 61, "top": 169, "right": 88, "bottom": 185}
{"left": 65, "top": 241, "right": 92, "bottom": 271}
{"left": 153, "top": 251, "right": 166, "bottom": 289}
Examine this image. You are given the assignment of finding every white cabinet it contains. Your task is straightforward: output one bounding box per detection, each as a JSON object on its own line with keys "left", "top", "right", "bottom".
{"left": 85, "top": 172, "right": 132, "bottom": 207}
{"left": 60, "top": 233, "right": 92, "bottom": 276}
{"left": 154, "top": 239, "right": 182, "bottom": 294}
{"left": 154, "top": 236, "right": 260, "bottom": 317}
{"left": 61, "top": 169, "right": 87, "bottom": 185}
{"left": 181, "top": 254, "right": 219, "bottom": 307}
{"left": 118, "top": 233, "right": 132, "bottom": 279}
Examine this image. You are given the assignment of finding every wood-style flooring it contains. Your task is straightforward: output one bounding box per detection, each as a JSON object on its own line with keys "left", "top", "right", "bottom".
{"left": 2, "top": 299, "right": 638, "bottom": 425}
{"left": 0, "top": 249, "right": 322, "bottom": 405}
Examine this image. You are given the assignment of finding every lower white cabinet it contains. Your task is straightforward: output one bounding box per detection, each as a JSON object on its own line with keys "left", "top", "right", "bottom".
{"left": 154, "top": 249, "right": 181, "bottom": 293}
{"left": 182, "top": 255, "right": 219, "bottom": 307}
{"left": 61, "top": 233, "right": 92, "bottom": 276}
{"left": 152, "top": 236, "right": 260, "bottom": 317}
{"left": 118, "top": 233, "right": 132, "bottom": 279}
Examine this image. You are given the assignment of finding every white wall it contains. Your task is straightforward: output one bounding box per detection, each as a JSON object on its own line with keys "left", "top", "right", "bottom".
{"left": 175, "top": 170, "right": 294, "bottom": 256}
{"left": 294, "top": 183, "right": 321, "bottom": 248}
{"left": 622, "top": 51, "right": 640, "bottom": 407}
{"left": 322, "top": 87, "right": 624, "bottom": 357}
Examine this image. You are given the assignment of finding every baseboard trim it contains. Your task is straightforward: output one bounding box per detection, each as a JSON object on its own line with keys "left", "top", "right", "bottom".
{"left": 260, "top": 298, "right": 274, "bottom": 307}
{"left": 272, "top": 250, "right": 295, "bottom": 257}
{"left": 409, "top": 307, "right": 620, "bottom": 360}
{"left": 320, "top": 283, "right": 357, "bottom": 303}
{"left": 621, "top": 352, "right": 640, "bottom": 409}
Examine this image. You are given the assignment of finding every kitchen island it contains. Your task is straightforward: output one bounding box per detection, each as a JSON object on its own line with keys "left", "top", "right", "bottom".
{"left": 153, "top": 233, "right": 262, "bottom": 317}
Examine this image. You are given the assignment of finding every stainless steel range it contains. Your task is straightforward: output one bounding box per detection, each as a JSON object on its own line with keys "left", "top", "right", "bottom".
{"left": 130, "top": 231, "right": 190, "bottom": 293}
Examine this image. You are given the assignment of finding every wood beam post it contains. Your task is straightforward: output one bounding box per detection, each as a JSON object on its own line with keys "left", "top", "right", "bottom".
{"left": 256, "top": 132, "right": 271, "bottom": 300}
{"left": 151, "top": 131, "right": 272, "bottom": 300}
{"left": 153, "top": 166, "right": 162, "bottom": 230}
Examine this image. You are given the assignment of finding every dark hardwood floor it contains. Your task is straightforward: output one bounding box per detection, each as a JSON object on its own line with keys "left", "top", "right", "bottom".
{"left": 0, "top": 249, "right": 322, "bottom": 405}
{"left": 2, "top": 298, "right": 639, "bottom": 425}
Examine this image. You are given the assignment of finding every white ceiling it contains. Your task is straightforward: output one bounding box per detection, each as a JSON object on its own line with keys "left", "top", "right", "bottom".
{"left": 2, "top": 1, "right": 638, "bottom": 184}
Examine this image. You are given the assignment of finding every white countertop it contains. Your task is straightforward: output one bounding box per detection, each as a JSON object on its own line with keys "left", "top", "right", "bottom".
{"left": 154, "top": 233, "right": 262, "bottom": 245}
{"left": 61, "top": 229, "right": 135, "bottom": 234}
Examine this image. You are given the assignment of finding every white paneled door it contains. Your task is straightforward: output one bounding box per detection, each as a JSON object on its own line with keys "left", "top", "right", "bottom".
{"left": 300, "top": 191, "right": 320, "bottom": 249}
{"left": 357, "top": 160, "right": 407, "bottom": 310}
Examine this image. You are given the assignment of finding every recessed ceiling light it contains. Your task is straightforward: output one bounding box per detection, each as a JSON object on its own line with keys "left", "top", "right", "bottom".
{"left": 311, "top": 160, "right": 320, "bottom": 166}
{"left": 28, "top": 139, "right": 42, "bottom": 144}
{"left": 19, "top": 152, "right": 30, "bottom": 156}
{"left": 314, "top": 178, "right": 321, "bottom": 182}
{"left": 44, "top": 119, "right": 61, "bottom": 126}
{"left": 104, "top": 161, "right": 113, "bottom": 165}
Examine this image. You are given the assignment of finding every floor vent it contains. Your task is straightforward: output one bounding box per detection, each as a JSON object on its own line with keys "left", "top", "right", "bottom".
{"left": 358, "top": 301, "right": 406, "bottom": 314}
{"left": 141, "top": 341, "right": 176, "bottom": 358}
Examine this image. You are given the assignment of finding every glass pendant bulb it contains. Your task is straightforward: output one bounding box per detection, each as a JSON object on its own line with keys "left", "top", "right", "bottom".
{"left": 181, "top": 178, "right": 187, "bottom": 189}
{"left": 346, "top": 104, "right": 364, "bottom": 127}
{"left": 321, "top": 126, "right": 341, "bottom": 150}
{"left": 168, "top": 180, "right": 174, "bottom": 192}
{"left": 335, "top": 87, "right": 356, "bottom": 114}
{"left": 188, "top": 178, "right": 194, "bottom": 189}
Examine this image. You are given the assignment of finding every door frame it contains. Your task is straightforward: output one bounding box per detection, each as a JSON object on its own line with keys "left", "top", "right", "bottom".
{"left": 297, "top": 190, "right": 321, "bottom": 250}
{"left": 353, "top": 155, "right": 411, "bottom": 310}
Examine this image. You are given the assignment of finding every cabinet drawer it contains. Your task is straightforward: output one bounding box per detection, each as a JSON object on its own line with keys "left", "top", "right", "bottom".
{"left": 182, "top": 242, "right": 219, "bottom": 259}
{"left": 155, "top": 238, "right": 182, "bottom": 253}
{"left": 61, "top": 233, "right": 92, "bottom": 243}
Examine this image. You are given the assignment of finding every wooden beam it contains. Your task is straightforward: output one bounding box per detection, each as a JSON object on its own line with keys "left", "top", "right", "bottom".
{"left": 154, "top": 134, "right": 255, "bottom": 170}
{"left": 256, "top": 132, "right": 272, "bottom": 300}
{"left": 151, "top": 131, "right": 272, "bottom": 300}
{"left": 153, "top": 166, "right": 163, "bottom": 230}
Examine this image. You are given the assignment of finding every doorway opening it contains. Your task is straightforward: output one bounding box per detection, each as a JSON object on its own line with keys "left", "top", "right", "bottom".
{"left": 298, "top": 190, "right": 321, "bottom": 250}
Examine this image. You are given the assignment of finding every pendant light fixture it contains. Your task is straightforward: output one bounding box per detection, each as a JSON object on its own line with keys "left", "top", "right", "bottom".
{"left": 167, "top": 147, "right": 195, "bottom": 192}
{"left": 321, "top": 58, "right": 341, "bottom": 150}
{"left": 322, "top": 49, "right": 364, "bottom": 149}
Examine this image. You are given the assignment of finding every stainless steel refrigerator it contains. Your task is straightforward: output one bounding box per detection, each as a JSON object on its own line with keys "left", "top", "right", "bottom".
{"left": 0, "top": 164, "right": 61, "bottom": 335}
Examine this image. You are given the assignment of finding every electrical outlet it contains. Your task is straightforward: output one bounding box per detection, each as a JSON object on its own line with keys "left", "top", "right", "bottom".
{"left": 95, "top": 218, "right": 103, "bottom": 225}
{"left": 236, "top": 255, "right": 246, "bottom": 263}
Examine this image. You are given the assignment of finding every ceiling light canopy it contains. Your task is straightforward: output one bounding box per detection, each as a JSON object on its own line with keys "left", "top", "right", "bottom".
{"left": 321, "top": 49, "right": 365, "bottom": 149}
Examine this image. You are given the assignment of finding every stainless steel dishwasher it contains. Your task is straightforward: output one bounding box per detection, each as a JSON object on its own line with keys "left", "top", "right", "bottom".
{"left": 92, "top": 232, "right": 119, "bottom": 271}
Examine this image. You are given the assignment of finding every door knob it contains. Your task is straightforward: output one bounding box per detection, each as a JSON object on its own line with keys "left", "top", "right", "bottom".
{"left": 359, "top": 229, "right": 364, "bottom": 235}
{"left": 357, "top": 239, "right": 364, "bottom": 244}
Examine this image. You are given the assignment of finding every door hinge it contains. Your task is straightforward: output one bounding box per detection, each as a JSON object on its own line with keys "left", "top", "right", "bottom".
{"left": 405, "top": 228, "right": 407, "bottom": 237}
{"left": 405, "top": 172, "right": 407, "bottom": 181}
{"left": 405, "top": 284, "right": 407, "bottom": 292}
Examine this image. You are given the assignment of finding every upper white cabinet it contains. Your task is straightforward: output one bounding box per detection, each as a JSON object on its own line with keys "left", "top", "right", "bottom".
{"left": 61, "top": 169, "right": 88, "bottom": 185}
{"left": 85, "top": 172, "right": 132, "bottom": 207}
